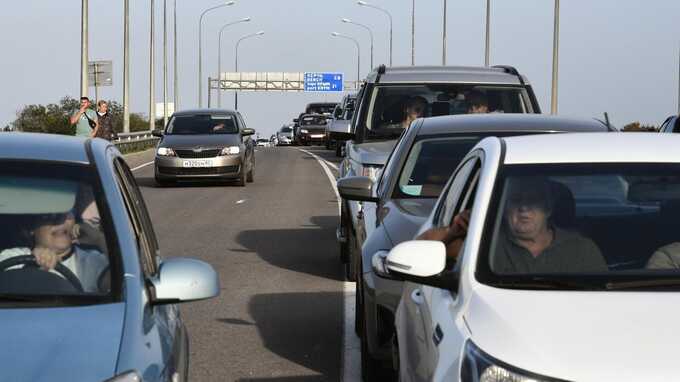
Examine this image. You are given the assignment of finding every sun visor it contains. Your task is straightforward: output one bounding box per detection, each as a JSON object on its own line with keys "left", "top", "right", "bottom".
{"left": 0, "top": 177, "right": 77, "bottom": 214}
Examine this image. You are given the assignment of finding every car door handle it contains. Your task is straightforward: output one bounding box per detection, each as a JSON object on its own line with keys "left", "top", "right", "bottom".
{"left": 411, "top": 289, "right": 424, "bottom": 305}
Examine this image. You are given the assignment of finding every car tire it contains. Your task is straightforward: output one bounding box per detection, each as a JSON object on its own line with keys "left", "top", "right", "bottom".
{"left": 235, "top": 170, "right": 246, "bottom": 187}
{"left": 355, "top": 272, "right": 363, "bottom": 336}
{"left": 247, "top": 161, "right": 254, "bottom": 183}
{"left": 345, "top": 232, "right": 358, "bottom": 282}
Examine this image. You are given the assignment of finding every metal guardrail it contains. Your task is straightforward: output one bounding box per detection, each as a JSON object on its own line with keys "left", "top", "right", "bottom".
{"left": 113, "top": 130, "right": 159, "bottom": 153}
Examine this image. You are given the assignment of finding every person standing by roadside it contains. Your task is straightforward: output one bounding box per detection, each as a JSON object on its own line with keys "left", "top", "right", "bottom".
{"left": 69, "top": 97, "right": 99, "bottom": 138}
{"left": 95, "top": 100, "right": 117, "bottom": 141}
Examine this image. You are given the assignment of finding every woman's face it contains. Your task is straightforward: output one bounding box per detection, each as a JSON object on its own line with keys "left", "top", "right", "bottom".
{"left": 33, "top": 212, "right": 76, "bottom": 254}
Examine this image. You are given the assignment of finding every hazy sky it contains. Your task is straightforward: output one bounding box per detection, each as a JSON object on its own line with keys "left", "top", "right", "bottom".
{"left": 1, "top": 0, "right": 678, "bottom": 136}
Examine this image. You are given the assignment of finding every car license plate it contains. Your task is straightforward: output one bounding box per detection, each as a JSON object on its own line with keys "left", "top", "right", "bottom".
{"left": 182, "top": 159, "right": 214, "bottom": 168}
{"left": 311, "top": 134, "right": 324, "bottom": 138}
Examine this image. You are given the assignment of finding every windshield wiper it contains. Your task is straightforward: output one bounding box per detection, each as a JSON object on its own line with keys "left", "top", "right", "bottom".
{"left": 490, "top": 277, "right": 597, "bottom": 290}
{"left": 0, "top": 293, "right": 48, "bottom": 302}
{"left": 604, "top": 278, "right": 680, "bottom": 290}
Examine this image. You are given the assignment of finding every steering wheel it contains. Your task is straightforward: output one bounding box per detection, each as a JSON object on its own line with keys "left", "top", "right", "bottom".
{"left": 0, "top": 255, "right": 84, "bottom": 293}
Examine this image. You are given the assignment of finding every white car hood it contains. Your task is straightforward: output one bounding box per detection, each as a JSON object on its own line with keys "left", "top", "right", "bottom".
{"left": 467, "top": 284, "right": 680, "bottom": 382}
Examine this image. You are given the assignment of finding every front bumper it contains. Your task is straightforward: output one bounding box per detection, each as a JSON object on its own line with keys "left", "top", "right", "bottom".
{"left": 300, "top": 133, "right": 327, "bottom": 144}
{"left": 154, "top": 154, "right": 243, "bottom": 180}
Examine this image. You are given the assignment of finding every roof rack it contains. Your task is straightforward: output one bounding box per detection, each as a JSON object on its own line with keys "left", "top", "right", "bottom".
{"left": 492, "top": 65, "right": 524, "bottom": 85}
{"left": 375, "top": 64, "right": 387, "bottom": 84}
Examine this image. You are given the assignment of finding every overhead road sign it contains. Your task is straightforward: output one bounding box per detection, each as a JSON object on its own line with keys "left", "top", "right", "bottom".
{"left": 304, "top": 72, "right": 344, "bottom": 92}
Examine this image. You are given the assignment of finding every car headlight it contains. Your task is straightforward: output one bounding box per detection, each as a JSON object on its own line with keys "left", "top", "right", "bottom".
{"left": 157, "top": 147, "right": 176, "bottom": 157}
{"left": 102, "top": 370, "right": 142, "bottom": 382}
{"left": 300, "top": 129, "right": 309, "bottom": 134}
{"left": 220, "top": 146, "right": 240, "bottom": 155}
{"left": 461, "top": 340, "right": 559, "bottom": 382}
{"left": 361, "top": 165, "right": 383, "bottom": 182}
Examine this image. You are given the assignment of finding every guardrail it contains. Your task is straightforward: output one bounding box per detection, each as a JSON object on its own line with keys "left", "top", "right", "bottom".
{"left": 113, "top": 130, "right": 159, "bottom": 153}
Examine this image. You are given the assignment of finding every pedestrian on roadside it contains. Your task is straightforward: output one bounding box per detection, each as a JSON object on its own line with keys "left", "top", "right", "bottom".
{"left": 95, "top": 100, "right": 117, "bottom": 141}
{"left": 69, "top": 97, "right": 99, "bottom": 138}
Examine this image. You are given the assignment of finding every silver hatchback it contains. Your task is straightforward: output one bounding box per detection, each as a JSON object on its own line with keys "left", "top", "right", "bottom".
{"left": 153, "top": 109, "right": 256, "bottom": 186}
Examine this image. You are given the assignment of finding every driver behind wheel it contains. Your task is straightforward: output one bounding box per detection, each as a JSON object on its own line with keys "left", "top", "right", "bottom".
{"left": 0, "top": 211, "right": 108, "bottom": 293}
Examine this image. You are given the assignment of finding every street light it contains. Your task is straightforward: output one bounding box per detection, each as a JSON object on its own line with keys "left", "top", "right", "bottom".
{"left": 357, "top": 1, "right": 392, "bottom": 67}
{"left": 80, "top": 0, "right": 88, "bottom": 97}
{"left": 217, "top": 17, "right": 251, "bottom": 108}
{"left": 198, "top": 1, "right": 236, "bottom": 108}
{"left": 149, "top": 0, "right": 155, "bottom": 131}
{"left": 234, "top": 30, "right": 264, "bottom": 110}
{"left": 411, "top": 0, "right": 415, "bottom": 65}
{"left": 442, "top": 0, "right": 447, "bottom": 65}
{"left": 332, "top": 32, "right": 361, "bottom": 84}
{"left": 551, "top": 0, "right": 560, "bottom": 114}
{"left": 485, "top": 0, "right": 491, "bottom": 66}
{"left": 342, "top": 18, "right": 373, "bottom": 71}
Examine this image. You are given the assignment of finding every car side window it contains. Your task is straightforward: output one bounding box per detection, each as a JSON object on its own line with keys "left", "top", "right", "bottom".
{"left": 113, "top": 159, "right": 159, "bottom": 277}
{"left": 435, "top": 157, "right": 481, "bottom": 227}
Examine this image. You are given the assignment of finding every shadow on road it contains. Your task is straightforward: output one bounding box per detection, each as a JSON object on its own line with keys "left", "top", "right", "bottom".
{"left": 135, "top": 176, "right": 240, "bottom": 189}
{"left": 232, "top": 291, "right": 343, "bottom": 382}
{"left": 235, "top": 216, "right": 343, "bottom": 282}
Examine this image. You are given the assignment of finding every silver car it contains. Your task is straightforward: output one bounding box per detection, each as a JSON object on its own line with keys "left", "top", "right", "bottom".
{"left": 153, "top": 109, "right": 256, "bottom": 186}
{"left": 0, "top": 133, "right": 219, "bottom": 382}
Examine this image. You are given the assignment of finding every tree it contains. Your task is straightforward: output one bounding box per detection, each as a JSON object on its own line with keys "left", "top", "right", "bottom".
{"left": 622, "top": 121, "right": 657, "bottom": 132}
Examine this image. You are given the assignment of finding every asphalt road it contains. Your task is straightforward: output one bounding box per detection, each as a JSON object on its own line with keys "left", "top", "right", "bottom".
{"left": 129, "top": 146, "right": 352, "bottom": 382}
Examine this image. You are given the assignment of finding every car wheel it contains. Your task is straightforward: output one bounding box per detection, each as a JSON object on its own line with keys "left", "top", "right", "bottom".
{"left": 355, "top": 272, "right": 363, "bottom": 336}
{"left": 335, "top": 144, "right": 342, "bottom": 157}
{"left": 345, "top": 232, "right": 358, "bottom": 282}
{"left": 247, "top": 162, "right": 254, "bottom": 183}
{"left": 235, "top": 170, "right": 246, "bottom": 187}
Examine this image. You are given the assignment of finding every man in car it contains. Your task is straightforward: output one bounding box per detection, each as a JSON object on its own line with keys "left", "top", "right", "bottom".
{"left": 386, "top": 96, "right": 428, "bottom": 131}
{"left": 467, "top": 90, "right": 490, "bottom": 114}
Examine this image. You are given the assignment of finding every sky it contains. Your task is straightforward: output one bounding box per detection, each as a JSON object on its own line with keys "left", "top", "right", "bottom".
{"left": 0, "top": 0, "right": 678, "bottom": 137}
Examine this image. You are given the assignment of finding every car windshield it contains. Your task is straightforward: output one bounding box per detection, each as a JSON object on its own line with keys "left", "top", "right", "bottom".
{"left": 300, "top": 116, "right": 328, "bottom": 126}
{"left": 0, "top": 161, "right": 116, "bottom": 302}
{"left": 280, "top": 127, "right": 292, "bottom": 133}
{"left": 366, "top": 84, "right": 529, "bottom": 141}
{"left": 481, "top": 164, "right": 680, "bottom": 290}
{"left": 396, "top": 137, "right": 481, "bottom": 198}
{"left": 306, "top": 104, "right": 336, "bottom": 115}
{"left": 167, "top": 114, "right": 238, "bottom": 135}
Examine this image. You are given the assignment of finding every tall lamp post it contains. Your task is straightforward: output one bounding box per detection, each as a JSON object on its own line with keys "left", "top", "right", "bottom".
{"left": 163, "top": 0, "right": 168, "bottom": 128}
{"left": 411, "top": 0, "right": 415, "bottom": 65}
{"left": 485, "top": 0, "right": 491, "bottom": 66}
{"left": 80, "top": 0, "right": 88, "bottom": 97}
{"left": 234, "top": 31, "right": 264, "bottom": 110}
{"left": 217, "top": 17, "right": 251, "bottom": 108}
{"left": 149, "top": 0, "right": 155, "bottom": 131}
{"left": 123, "top": 0, "right": 130, "bottom": 132}
{"left": 173, "top": 0, "right": 179, "bottom": 111}
{"left": 198, "top": 1, "right": 236, "bottom": 108}
{"left": 551, "top": 0, "right": 560, "bottom": 114}
{"left": 332, "top": 32, "right": 361, "bottom": 84}
{"left": 357, "top": 1, "right": 392, "bottom": 67}
{"left": 342, "top": 18, "right": 373, "bottom": 71}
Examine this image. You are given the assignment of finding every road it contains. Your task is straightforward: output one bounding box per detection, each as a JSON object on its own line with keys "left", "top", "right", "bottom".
{"left": 127, "top": 146, "right": 357, "bottom": 382}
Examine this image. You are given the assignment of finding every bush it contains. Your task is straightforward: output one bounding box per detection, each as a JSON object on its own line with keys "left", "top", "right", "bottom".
{"left": 622, "top": 121, "right": 658, "bottom": 132}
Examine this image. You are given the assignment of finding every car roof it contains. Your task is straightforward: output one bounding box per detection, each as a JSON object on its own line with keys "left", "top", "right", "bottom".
{"left": 172, "top": 108, "right": 236, "bottom": 116}
{"left": 417, "top": 114, "right": 609, "bottom": 137}
{"left": 502, "top": 132, "right": 680, "bottom": 165}
{"left": 366, "top": 65, "right": 526, "bottom": 85}
{"left": 0, "top": 133, "right": 90, "bottom": 164}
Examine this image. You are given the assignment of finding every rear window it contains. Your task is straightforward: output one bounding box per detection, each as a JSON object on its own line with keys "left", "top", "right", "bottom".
{"left": 167, "top": 114, "right": 238, "bottom": 135}
{"left": 280, "top": 127, "right": 293, "bottom": 133}
{"left": 306, "top": 104, "right": 336, "bottom": 115}
{"left": 300, "top": 116, "right": 329, "bottom": 126}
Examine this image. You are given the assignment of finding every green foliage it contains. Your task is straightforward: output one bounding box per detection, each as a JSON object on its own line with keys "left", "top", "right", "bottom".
{"left": 622, "top": 121, "right": 658, "bottom": 132}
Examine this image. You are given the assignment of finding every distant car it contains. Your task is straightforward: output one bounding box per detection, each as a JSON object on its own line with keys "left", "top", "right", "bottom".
{"left": 337, "top": 114, "right": 610, "bottom": 379}
{"left": 277, "top": 125, "right": 294, "bottom": 146}
{"left": 326, "top": 93, "right": 357, "bottom": 155}
{"left": 377, "top": 132, "right": 680, "bottom": 382}
{"left": 153, "top": 109, "right": 256, "bottom": 187}
{"left": 295, "top": 114, "right": 331, "bottom": 146}
{"left": 305, "top": 102, "right": 338, "bottom": 116}
{"left": 659, "top": 115, "right": 679, "bottom": 133}
{"left": 0, "top": 133, "right": 219, "bottom": 381}
{"left": 256, "top": 138, "right": 271, "bottom": 147}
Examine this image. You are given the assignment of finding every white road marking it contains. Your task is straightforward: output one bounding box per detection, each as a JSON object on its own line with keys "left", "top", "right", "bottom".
{"left": 235, "top": 199, "right": 247, "bottom": 204}
{"left": 299, "top": 148, "right": 360, "bottom": 382}
{"left": 131, "top": 161, "right": 154, "bottom": 172}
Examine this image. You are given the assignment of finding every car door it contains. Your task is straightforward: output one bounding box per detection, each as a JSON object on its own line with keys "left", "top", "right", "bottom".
{"left": 399, "top": 155, "right": 482, "bottom": 382}
{"left": 236, "top": 113, "right": 253, "bottom": 170}
{"left": 113, "top": 158, "right": 187, "bottom": 380}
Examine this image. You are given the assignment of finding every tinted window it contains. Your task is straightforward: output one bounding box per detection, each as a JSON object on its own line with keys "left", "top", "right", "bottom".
{"left": 280, "top": 127, "right": 293, "bottom": 133}
{"left": 300, "top": 116, "right": 329, "bottom": 126}
{"left": 395, "top": 137, "right": 481, "bottom": 199}
{"left": 167, "top": 114, "right": 238, "bottom": 135}
{"left": 0, "top": 161, "right": 115, "bottom": 299}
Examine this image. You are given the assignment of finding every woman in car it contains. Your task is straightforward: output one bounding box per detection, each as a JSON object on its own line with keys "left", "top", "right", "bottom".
{"left": 0, "top": 210, "right": 109, "bottom": 293}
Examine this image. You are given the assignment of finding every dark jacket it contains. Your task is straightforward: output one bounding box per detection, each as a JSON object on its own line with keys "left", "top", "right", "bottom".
{"left": 95, "top": 112, "right": 117, "bottom": 141}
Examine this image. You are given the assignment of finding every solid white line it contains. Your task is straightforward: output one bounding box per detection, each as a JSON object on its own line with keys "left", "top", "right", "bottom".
{"left": 131, "top": 161, "right": 154, "bottom": 172}
{"left": 298, "top": 148, "right": 360, "bottom": 382}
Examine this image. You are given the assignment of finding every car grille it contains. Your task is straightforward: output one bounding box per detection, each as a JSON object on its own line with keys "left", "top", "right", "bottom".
{"left": 158, "top": 165, "right": 239, "bottom": 175}
{"left": 175, "top": 149, "right": 221, "bottom": 158}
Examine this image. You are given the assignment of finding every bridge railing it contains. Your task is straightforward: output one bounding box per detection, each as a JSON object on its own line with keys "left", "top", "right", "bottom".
{"left": 113, "top": 130, "right": 159, "bottom": 153}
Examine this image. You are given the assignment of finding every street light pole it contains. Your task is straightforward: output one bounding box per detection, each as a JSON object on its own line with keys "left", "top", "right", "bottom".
{"left": 550, "top": 0, "right": 560, "bottom": 114}
{"left": 123, "top": 0, "right": 130, "bottom": 133}
{"left": 332, "top": 32, "right": 360, "bottom": 84}
{"left": 411, "top": 0, "right": 415, "bottom": 66}
{"left": 218, "top": 17, "right": 251, "bottom": 108}
{"left": 442, "top": 0, "right": 447, "bottom": 65}
{"left": 357, "top": 1, "right": 392, "bottom": 67}
{"left": 163, "top": 0, "right": 168, "bottom": 127}
{"left": 234, "top": 31, "right": 264, "bottom": 110}
{"left": 149, "top": 0, "right": 155, "bottom": 130}
{"left": 485, "top": 0, "right": 491, "bottom": 66}
{"left": 173, "top": 0, "right": 179, "bottom": 112}
{"left": 342, "top": 18, "right": 373, "bottom": 71}
{"left": 198, "top": 1, "right": 236, "bottom": 108}
{"left": 80, "top": 0, "right": 88, "bottom": 97}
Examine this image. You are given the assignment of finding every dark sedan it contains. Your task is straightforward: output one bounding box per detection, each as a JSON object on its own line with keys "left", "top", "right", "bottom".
{"left": 153, "top": 109, "right": 256, "bottom": 186}
{"left": 337, "top": 114, "right": 611, "bottom": 380}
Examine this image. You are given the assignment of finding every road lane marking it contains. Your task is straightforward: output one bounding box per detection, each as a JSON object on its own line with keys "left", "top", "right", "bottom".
{"left": 131, "top": 161, "right": 154, "bottom": 172}
{"left": 235, "top": 199, "right": 247, "bottom": 204}
{"left": 298, "top": 148, "right": 360, "bottom": 382}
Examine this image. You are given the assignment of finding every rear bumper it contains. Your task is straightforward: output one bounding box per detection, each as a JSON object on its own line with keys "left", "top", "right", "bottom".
{"left": 154, "top": 155, "right": 243, "bottom": 180}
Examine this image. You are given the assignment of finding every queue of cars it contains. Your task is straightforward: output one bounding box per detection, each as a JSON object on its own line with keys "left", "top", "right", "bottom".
{"left": 328, "top": 63, "right": 680, "bottom": 382}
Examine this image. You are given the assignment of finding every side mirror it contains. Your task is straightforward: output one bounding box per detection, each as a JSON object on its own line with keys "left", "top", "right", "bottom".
{"left": 150, "top": 258, "right": 220, "bottom": 304}
{"left": 151, "top": 129, "right": 164, "bottom": 137}
{"left": 387, "top": 240, "right": 446, "bottom": 278}
{"left": 337, "top": 176, "right": 379, "bottom": 203}
{"left": 293, "top": 118, "right": 299, "bottom": 123}
{"left": 241, "top": 128, "right": 255, "bottom": 136}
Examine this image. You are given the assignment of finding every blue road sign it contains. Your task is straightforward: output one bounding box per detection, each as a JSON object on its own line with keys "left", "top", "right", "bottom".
{"left": 304, "top": 72, "right": 344, "bottom": 92}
